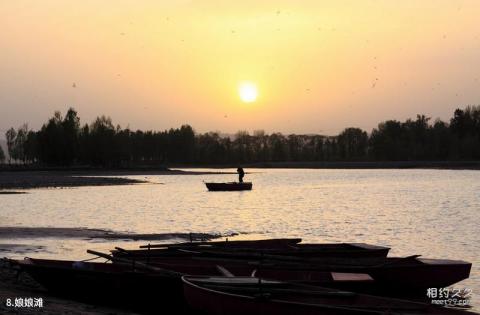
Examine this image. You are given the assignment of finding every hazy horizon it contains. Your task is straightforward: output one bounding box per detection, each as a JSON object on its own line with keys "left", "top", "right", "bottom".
{"left": 1, "top": 1, "right": 480, "bottom": 136}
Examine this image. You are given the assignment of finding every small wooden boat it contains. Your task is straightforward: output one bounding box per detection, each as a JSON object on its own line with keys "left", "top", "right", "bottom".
{"left": 359, "top": 257, "right": 472, "bottom": 296}
{"left": 245, "top": 256, "right": 471, "bottom": 297}
{"left": 104, "top": 254, "right": 376, "bottom": 290}
{"left": 252, "top": 256, "right": 472, "bottom": 298}
{"left": 112, "top": 238, "right": 304, "bottom": 259}
{"left": 11, "top": 257, "right": 187, "bottom": 312}
{"left": 112, "top": 242, "right": 390, "bottom": 266}
{"left": 110, "top": 252, "right": 471, "bottom": 299}
{"left": 205, "top": 182, "right": 252, "bottom": 191}
{"left": 182, "top": 275, "right": 473, "bottom": 315}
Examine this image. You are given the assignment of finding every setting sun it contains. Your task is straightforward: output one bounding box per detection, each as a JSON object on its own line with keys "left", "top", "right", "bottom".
{"left": 238, "top": 82, "right": 258, "bottom": 103}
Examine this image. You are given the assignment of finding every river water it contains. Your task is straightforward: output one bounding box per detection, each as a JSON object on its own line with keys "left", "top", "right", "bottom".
{"left": 1, "top": 168, "right": 479, "bottom": 309}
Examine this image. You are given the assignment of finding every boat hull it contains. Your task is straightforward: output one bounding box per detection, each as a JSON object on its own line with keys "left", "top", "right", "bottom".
{"left": 205, "top": 182, "right": 252, "bottom": 191}
{"left": 14, "top": 258, "right": 187, "bottom": 313}
{"left": 112, "top": 242, "right": 390, "bottom": 266}
{"left": 114, "top": 255, "right": 471, "bottom": 298}
{"left": 182, "top": 276, "right": 471, "bottom": 315}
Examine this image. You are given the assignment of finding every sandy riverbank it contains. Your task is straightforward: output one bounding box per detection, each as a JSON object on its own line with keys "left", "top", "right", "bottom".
{"left": 0, "top": 169, "right": 231, "bottom": 190}
{"left": 0, "top": 172, "right": 145, "bottom": 190}
{"left": 0, "top": 227, "right": 224, "bottom": 242}
{"left": 0, "top": 227, "right": 235, "bottom": 258}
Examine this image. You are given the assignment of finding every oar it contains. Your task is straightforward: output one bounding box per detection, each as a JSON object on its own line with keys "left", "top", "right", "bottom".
{"left": 174, "top": 248, "right": 305, "bottom": 262}
{"left": 139, "top": 238, "right": 302, "bottom": 249}
{"left": 86, "top": 249, "right": 179, "bottom": 276}
{"left": 202, "top": 284, "right": 357, "bottom": 298}
{"left": 114, "top": 247, "right": 130, "bottom": 254}
{"left": 177, "top": 248, "right": 202, "bottom": 254}
{"left": 140, "top": 241, "right": 209, "bottom": 249}
{"left": 216, "top": 265, "right": 235, "bottom": 277}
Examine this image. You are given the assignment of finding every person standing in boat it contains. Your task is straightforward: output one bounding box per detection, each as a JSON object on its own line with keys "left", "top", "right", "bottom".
{"left": 237, "top": 167, "right": 245, "bottom": 183}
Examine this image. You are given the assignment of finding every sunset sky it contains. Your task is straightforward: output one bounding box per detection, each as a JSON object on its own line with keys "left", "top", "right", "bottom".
{"left": 1, "top": 1, "right": 479, "bottom": 136}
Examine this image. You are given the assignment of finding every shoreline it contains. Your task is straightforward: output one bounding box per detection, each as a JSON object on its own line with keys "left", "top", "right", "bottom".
{"left": 169, "top": 161, "right": 480, "bottom": 170}
{"left": 0, "top": 172, "right": 145, "bottom": 190}
{"left": 3, "top": 160, "right": 480, "bottom": 172}
{"left": 0, "top": 169, "right": 232, "bottom": 190}
{"left": 0, "top": 227, "right": 226, "bottom": 242}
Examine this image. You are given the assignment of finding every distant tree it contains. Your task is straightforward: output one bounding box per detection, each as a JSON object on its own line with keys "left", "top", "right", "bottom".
{"left": 195, "top": 132, "right": 229, "bottom": 164}
{"left": 430, "top": 119, "right": 451, "bottom": 160}
{"left": 450, "top": 106, "right": 480, "bottom": 159}
{"left": 62, "top": 108, "right": 80, "bottom": 165}
{"left": 401, "top": 115, "right": 430, "bottom": 160}
{"left": 34, "top": 109, "right": 81, "bottom": 165}
{"left": 369, "top": 120, "right": 405, "bottom": 160}
{"left": 115, "top": 128, "right": 133, "bottom": 166}
{"left": 88, "top": 115, "right": 117, "bottom": 166}
{"left": 287, "top": 135, "right": 302, "bottom": 161}
{"left": 313, "top": 136, "right": 325, "bottom": 161}
{"left": 253, "top": 130, "right": 268, "bottom": 162}
{"left": 177, "top": 124, "right": 195, "bottom": 163}
{"left": 337, "top": 128, "right": 368, "bottom": 160}
{"left": 14, "top": 124, "right": 29, "bottom": 163}
{"left": 37, "top": 111, "right": 64, "bottom": 165}
{"left": 233, "top": 131, "right": 254, "bottom": 163}
{"left": 5, "top": 127, "right": 16, "bottom": 164}
{"left": 269, "top": 133, "right": 287, "bottom": 162}
{"left": 24, "top": 130, "right": 38, "bottom": 163}
{"left": 0, "top": 145, "right": 5, "bottom": 163}
{"left": 7, "top": 105, "right": 480, "bottom": 166}
{"left": 324, "top": 137, "right": 339, "bottom": 160}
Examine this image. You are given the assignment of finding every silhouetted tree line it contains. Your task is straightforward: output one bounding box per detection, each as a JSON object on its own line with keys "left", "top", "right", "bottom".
{"left": 3, "top": 106, "right": 480, "bottom": 166}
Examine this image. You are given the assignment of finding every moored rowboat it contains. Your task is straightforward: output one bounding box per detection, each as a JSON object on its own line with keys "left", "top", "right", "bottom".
{"left": 253, "top": 256, "right": 472, "bottom": 297}
{"left": 110, "top": 253, "right": 471, "bottom": 298}
{"left": 11, "top": 258, "right": 186, "bottom": 312}
{"left": 182, "top": 275, "right": 474, "bottom": 315}
{"left": 112, "top": 242, "right": 391, "bottom": 266}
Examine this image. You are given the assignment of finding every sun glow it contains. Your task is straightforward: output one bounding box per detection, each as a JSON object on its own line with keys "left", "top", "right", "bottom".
{"left": 238, "top": 82, "right": 258, "bottom": 103}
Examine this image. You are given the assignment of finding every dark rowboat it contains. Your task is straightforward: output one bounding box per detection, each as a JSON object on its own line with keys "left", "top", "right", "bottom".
{"left": 111, "top": 253, "right": 471, "bottom": 299}
{"left": 252, "top": 256, "right": 472, "bottom": 298}
{"left": 11, "top": 258, "right": 188, "bottom": 313}
{"left": 205, "top": 182, "right": 252, "bottom": 191}
{"left": 112, "top": 242, "right": 390, "bottom": 266}
{"left": 240, "top": 256, "right": 471, "bottom": 297}
{"left": 182, "top": 275, "right": 473, "bottom": 315}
